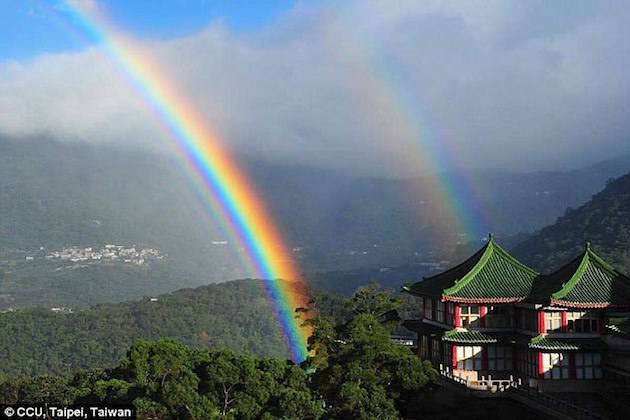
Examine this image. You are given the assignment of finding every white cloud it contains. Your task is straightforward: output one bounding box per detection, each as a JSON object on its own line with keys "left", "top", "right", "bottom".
{"left": 1, "top": 1, "right": 629, "bottom": 176}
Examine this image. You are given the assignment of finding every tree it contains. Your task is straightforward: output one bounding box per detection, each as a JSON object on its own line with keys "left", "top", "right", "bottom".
{"left": 18, "top": 375, "right": 76, "bottom": 405}
{"left": 347, "top": 281, "right": 402, "bottom": 327}
{"left": 119, "top": 338, "right": 217, "bottom": 419}
{"left": 195, "top": 349, "right": 323, "bottom": 419}
{"left": 306, "top": 285, "right": 436, "bottom": 419}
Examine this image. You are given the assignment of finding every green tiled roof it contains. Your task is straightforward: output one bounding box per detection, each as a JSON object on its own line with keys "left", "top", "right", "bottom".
{"left": 529, "top": 244, "right": 630, "bottom": 308}
{"left": 528, "top": 335, "right": 607, "bottom": 351}
{"left": 403, "top": 235, "right": 538, "bottom": 302}
{"left": 442, "top": 329, "right": 498, "bottom": 344}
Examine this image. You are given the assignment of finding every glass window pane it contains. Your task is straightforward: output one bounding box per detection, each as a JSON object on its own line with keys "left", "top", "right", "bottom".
{"left": 594, "top": 353, "right": 601, "bottom": 364}
{"left": 576, "top": 353, "right": 583, "bottom": 365}
{"left": 577, "top": 368, "right": 584, "bottom": 379}
{"left": 585, "top": 368, "right": 593, "bottom": 379}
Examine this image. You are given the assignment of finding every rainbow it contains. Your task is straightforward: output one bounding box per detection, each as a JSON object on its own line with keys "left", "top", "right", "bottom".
{"left": 331, "top": 7, "right": 490, "bottom": 244}
{"left": 60, "top": 0, "right": 310, "bottom": 362}
{"left": 368, "top": 56, "right": 490, "bottom": 242}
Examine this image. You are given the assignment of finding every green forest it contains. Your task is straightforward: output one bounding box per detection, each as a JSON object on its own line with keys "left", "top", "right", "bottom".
{"left": 0, "top": 285, "right": 437, "bottom": 419}
{"left": 0, "top": 284, "right": 534, "bottom": 419}
{"left": 0, "top": 279, "right": 310, "bottom": 376}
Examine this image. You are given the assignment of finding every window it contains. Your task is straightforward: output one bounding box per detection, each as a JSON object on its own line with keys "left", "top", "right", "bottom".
{"left": 431, "top": 338, "right": 442, "bottom": 363}
{"left": 420, "top": 336, "right": 429, "bottom": 359}
{"left": 545, "top": 312, "right": 562, "bottom": 332}
{"left": 487, "top": 346, "right": 513, "bottom": 371}
{"left": 425, "top": 298, "right": 433, "bottom": 320}
{"left": 576, "top": 353, "right": 603, "bottom": 379}
{"left": 436, "top": 301, "right": 445, "bottom": 323}
{"left": 460, "top": 305, "right": 480, "bottom": 328}
{"left": 446, "top": 303, "right": 455, "bottom": 326}
{"left": 444, "top": 344, "right": 453, "bottom": 368}
{"left": 518, "top": 309, "right": 537, "bottom": 332}
{"left": 457, "top": 346, "right": 482, "bottom": 370}
{"left": 518, "top": 349, "right": 538, "bottom": 378}
{"left": 542, "top": 353, "right": 570, "bottom": 379}
{"left": 486, "top": 306, "right": 512, "bottom": 328}
{"left": 567, "top": 311, "right": 599, "bottom": 333}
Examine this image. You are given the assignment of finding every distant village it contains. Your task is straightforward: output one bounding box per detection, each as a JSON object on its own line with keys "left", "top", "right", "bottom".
{"left": 24, "top": 245, "right": 166, "bottom": 266}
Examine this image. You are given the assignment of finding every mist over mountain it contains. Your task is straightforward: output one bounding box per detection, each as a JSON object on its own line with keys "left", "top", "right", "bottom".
{"left": 250, "top": 152, "right": 630, "bottom": 270}
{"left": 1, "top": 136, "right": 630, "bottom": 309}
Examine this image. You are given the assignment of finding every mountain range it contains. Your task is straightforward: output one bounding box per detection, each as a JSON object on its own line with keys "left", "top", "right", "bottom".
{"left": 2, "top": 136, "right": 630, "bottom": 309}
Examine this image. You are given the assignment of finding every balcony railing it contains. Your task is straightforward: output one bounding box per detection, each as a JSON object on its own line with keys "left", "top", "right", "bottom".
{"left": 437, "top": 364, "right": 607, "bottom": 419}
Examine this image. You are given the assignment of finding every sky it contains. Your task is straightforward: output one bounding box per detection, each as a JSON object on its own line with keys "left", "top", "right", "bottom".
{"left": 1, "top": 0, "right": 630, "bottom": 177}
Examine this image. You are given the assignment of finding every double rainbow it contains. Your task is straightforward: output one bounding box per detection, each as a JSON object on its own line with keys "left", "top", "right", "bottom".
{"left": 61, "top": 0, "right": 310, "bottom": 362}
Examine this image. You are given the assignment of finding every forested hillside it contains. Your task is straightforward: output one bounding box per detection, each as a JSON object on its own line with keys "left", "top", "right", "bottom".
{"left": 0, "top": 279, "right": 325, "bottom": 376}
{"left": 513, "top": 173, "right": 630, "bottom": 274}
{"left": 0, "top": 285, "right": 538, "bottom": 420}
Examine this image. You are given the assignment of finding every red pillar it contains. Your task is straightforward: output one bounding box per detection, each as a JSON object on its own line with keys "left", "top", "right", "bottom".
{"left": 538, "top": 352, "right": 545, "bottom": 378}
{"left": 561, "top": 311, "right": 568, "bottom": 333}
{"left": 538, "top": 311, "right": 546, "bottom": 334}
{"left": 454, "top": 305, "right": 461, "bottom": 328}
{"left": 480, "top": 306, "right": 487, "bottom": 328}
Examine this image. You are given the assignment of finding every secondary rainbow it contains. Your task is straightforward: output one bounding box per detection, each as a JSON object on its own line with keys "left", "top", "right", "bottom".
{"left": 61, "top": 0, "right": 310, "bottom": 362}
{"left": 332, "top": 7, "right": 490, "bottom": 242}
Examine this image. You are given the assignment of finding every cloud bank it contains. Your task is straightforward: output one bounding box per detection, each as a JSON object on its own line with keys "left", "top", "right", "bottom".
{"left": 1, "top": 0, "right": 629, "bottom": 176}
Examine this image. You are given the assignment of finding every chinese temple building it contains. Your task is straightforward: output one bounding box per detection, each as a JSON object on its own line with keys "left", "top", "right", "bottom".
{"left": 402, "top": 235, "right": 630, "bottom": 392}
